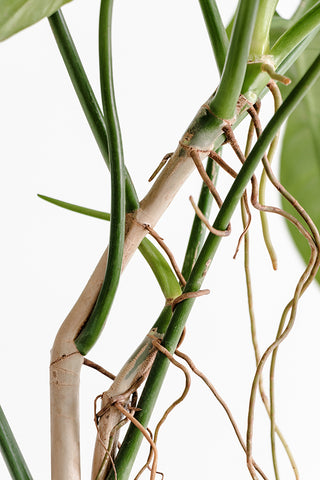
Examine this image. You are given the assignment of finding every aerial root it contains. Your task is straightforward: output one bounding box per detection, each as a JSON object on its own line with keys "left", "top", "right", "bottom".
{"left": 189, "top": 195, "right": 230, "bottom": 237}
{"left": 84, "top": 357, "right": 116, "bottom": 380}
{"left": 171, "top": 289, "right": 210, "bottom": 311}
{"left": 135, "top": 337, "right": 191, "bottom": 480}
{"left": 261, "top": 63, "right": 291, "bottom": 86}
{"left": 93, "top": 394, "right": 118, "bottom": 480}
{"left": 114, "top": 402, "right": 159, "bottom": 480}
{"left": 144, "top": 224, "right": 186, "bottom": 286}
{"left": 245, "top": 104, "right": 320, "bottom": 480}
{"left": 190, "top": 150, "right": 223, "bottom": 208}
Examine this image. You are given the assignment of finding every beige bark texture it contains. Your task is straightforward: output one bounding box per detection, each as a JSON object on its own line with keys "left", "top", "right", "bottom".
{"left": 49, "top": 97, "right": 250, "bottom": 479}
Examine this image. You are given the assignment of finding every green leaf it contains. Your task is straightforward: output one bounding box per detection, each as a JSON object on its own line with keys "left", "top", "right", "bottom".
{"left": 279, "top": 31, "right": 320, "bottom": 284}
{"left": 0, "top": 0, "right": 72, "bottom": 41}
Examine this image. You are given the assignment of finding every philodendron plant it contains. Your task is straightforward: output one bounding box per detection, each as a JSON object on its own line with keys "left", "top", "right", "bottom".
{"left": 1, "top": 0, "right": 320, "bottom": 479}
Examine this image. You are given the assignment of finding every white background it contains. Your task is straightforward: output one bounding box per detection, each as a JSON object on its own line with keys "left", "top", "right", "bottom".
{"left": 1, "top": 0, "right": 320, "bottom": 478}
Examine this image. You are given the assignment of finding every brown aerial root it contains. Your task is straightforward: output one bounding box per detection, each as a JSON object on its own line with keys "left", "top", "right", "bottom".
{"left": 219, "top": 125, "right": 253, "bottom": 257}
{"left": 93, "top": 394, "right": 118, "bottom": 480}
{"left": 84, "top": 358, "right": 116, "bottom": 380}
{"left": 171, "top": 289, "right": 210, "bottom": 311}
{"left": 189, "top": 195, "right": 231, "bottom": 237}
{"left": 135, "top": 338, "right": 191, "bottom": 480}
{"left": 233, "top": 190, "right": 251, "bottom": 259}
{"left": 174, "top": 349, "right": 269, "bottom": 480}
{"left": 189, "top": 149, "right": 232, "bottom": 237}
{"left": 93, "top": 391, "right": 139, "bottom": 480}
{"left": 143, "top": 224, "right": 186, "bottom": 286}
{"left": 241, "top": 199, "right": 299, "bottom": 480}
{"left": 114, "top": 402, "right": 159, "bottom": 480}
{"left": 242, "top": 107, "right": 320, "bottom": 480}
{"left": 148, "top": 153, "right": 173, "bottom": 182}
{"left": 190, "top": 150, "right": 223, "bottom": 208}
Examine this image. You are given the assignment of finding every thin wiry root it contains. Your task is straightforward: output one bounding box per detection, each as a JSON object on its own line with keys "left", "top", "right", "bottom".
{"left": 190, "top": 150, "right": 223, "bottom": 207}
{"left": 241, "top": 199, "right": 299, "bottom": 479}
{"left": 209, "top": 134, "right": 252, "bottom": 257}
{"left": 233, "top": 190, "right": 251, "bottom": 259}
{"left": 223, "top": 115, "right": 320, "bottom": 480}
{"left": 171, "top": 289, "right": 210, "bottom": 311}
{"left": 84, "top": 358, "right": 116, "bottom": 380}
{"left": 257, "top": 86, "right": 281, "bottom": 270}
{"left": 144, "top": 224, "right": 186, "bottom": 286}
{"left": 175, "top": 349, "right": 269, "bottom": 480}
{"left": 135, "top": 338, "right": 191, "bottom": 480}
{"left": 246, "top": 105, "right": 320, "bottom": 480}
{"left": 114, "top": 402, "right": 159, "bottom": 480}
{"left": 189, "top": 195, "right": 230, "bottom": 237}
{"left": 93, "top": 394, "right": 118, "bottom": 480}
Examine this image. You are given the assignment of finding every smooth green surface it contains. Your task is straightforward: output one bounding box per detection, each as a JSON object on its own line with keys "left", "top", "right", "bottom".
{"left": 109, "top": 51, "right": 320, "bottom": 480}
{"left": 182, "top": 156, "right": 216, "bottom": 281}
{"left": 138, "top": 239, "right": 182, "bottom": 300}
{"left": 75, "top": 0, "right": 126, "bottom": 355}
{"left": 271, "top": 2, "right": 320, "bottom": 66}
{"left": 209, "top": 0, "right": 259, "bottom": 119}
{"left": 198, "top": 0, "right": 229, "bottom": 74}
{"left": 0, "top": 0, "right": 71, "bottom": 41}
{"left": 249, "top": 0, "right": 278, "bottom": 57}
{"left": 48, "top": 11, "right": 139, "bottom": 212}
{"left": 242, "top": 4, "right": 320, "bottom": 101}
{"left": 0, "top": 405, "right": 33, "bottom": 480}
{"left": 280, "top": 31, "right": 320, "bottom": 284}
{"left": 38, "top": 194, "right": 111, "bottom": 221}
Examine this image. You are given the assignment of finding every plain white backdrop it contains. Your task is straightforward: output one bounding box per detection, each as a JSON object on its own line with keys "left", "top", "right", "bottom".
{"left": 1, "top": 0, "right": 319, "bottom": 478}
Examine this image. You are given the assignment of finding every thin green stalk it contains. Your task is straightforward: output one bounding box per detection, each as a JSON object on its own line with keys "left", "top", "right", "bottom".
{"left": 181, "top": 156, "right": 216, "bottom": 281}
{"left": 75, "top": 0, "right": 126, "bottom": 355}
{"left": 242, "top": 7, "right": 320, "bottom": 102}
{"left": 271, "top": 2, "right": 320, "bottom": 66}
{"left": 249, "top": 0, "right": 278, "bottom": 58}
{"left": 291, "top": 0, "right": 318, "bottom": 23}
{"left": 37, "top": 194, "right": 182, "bottom": 301}
{"left": 198, "top": 0, "right": 229, "bottom": 74}
{"left": 108, "top": 52, "right": 320, "bottom": 480}
{"left": 209, "top": 0, "right": 259, "bottom": 119}
{"left": 0, "top": 405, "right": 33, "bottom": 480}
{"left": 48, "top": 10, "right": 138, "bottom": 212}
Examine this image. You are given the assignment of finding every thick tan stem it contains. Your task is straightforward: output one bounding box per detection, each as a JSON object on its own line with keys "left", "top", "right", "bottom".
{"left": 49, "top": 106, "right": 235, "bottom": 478}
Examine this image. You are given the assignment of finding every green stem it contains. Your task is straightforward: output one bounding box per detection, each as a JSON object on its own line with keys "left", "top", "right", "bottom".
{"left": 291, "top": 0, "right": 319, "bottom": 23}
{"left": 48, "top": 10, "right": 138, "bottom": 212}
{"left": 75, "top": 0, "right": 126, "bottom": 355}
{"left": 198, "top": 0, "right": 229, "bottom": 74}
{"left": 109, "top": 51, "right": 320, "bottom": 480}
{"left": 138, "top": 239, "right": 182, "bottom": 300}
{"left": 271, "top": 2, "right": 320, "bottom": 66}
{"left": 0, "top": 405, "right": 33, "bottom": 480}
{"left": 209, "top": 0, "right": 259, "bottom": 119}
{"left": 181, "top": 156, "right": 216, "bottom": 281}
{"left": 249, "top": 0, "right": 278, "bottom": 57}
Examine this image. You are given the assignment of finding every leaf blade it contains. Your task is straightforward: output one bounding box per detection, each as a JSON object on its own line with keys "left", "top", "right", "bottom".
{"left": 279, "top": 31, "right": 320, "bottom": 283}
{"left": 0, "top": 0, "right": 72, "bottom": 41}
